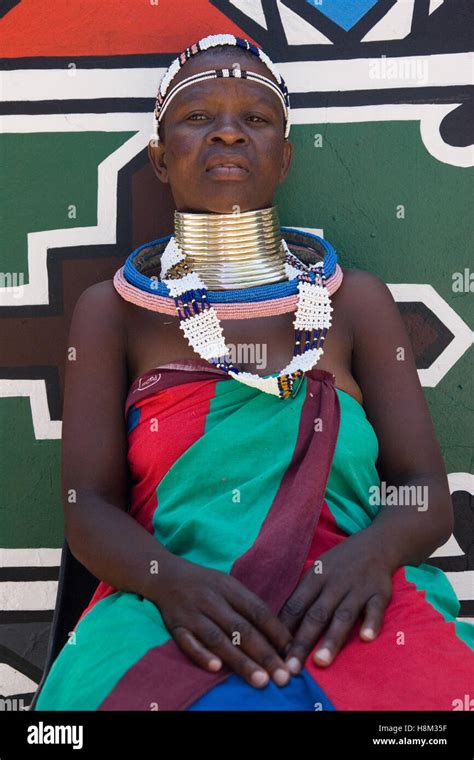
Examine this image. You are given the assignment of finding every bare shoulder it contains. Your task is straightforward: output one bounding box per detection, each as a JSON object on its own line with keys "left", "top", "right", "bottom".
{"left": 340, "top": 266, "right": 390, "bottom": 291}
{"left": 71, "top": 278, "right": 128, "bottom": 336}
{"left": 74, "top": 278, "right": 124, "bottom": 317}
{"left": 334, "top": 267, "right": 398, "bottom": 349}
{"left": 339, "top": 266, "right": 397, "bottom": 315}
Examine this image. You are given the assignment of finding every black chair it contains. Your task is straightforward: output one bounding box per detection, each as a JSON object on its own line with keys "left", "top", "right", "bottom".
{"left": 28, "top": 539, "right": 100, "bottom": 710}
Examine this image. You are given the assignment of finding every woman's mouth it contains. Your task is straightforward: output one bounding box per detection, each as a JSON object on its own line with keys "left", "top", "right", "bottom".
{"left": 206, "top": 164, "right": 249, "bottom": 180}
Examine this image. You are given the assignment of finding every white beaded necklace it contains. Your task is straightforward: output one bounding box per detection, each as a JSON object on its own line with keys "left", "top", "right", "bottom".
{"left": 160, "top": 236, "right": 334, "bottom": 399}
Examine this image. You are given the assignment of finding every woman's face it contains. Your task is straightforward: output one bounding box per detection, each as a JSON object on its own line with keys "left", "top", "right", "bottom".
{"left": 148, "top": 50, "right": 293, "bottom": 214}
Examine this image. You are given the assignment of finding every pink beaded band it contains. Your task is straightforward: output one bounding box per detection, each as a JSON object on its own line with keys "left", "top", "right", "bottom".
{"left": 113, "top": 263, "right": 343, "bottom": 320}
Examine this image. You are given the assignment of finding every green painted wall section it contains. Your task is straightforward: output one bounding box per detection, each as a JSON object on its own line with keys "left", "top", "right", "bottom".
{"left": 0, "top": 132, "right": 136, "bottom": 279}
{"left": 0, "top": 399, "right": 61, "bottom": 547}
{"left": 277, "top": 122, "right": 473, "bottom": 324}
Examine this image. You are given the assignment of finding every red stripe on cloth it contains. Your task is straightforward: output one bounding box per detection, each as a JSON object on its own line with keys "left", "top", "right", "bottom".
{"left": 74, "top": 370, "right": 222, "bottom": 628}
{"left": 301, "top": 502, "right": 474, "bottom": 710}
{"left": 100, "top": 368, "right": 341, "bottom": 710}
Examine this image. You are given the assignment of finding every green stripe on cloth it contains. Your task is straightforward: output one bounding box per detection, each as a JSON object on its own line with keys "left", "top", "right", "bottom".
{"left": 323, "top": 389, "right": 381, "bottom": 534}
{"left": 404, "top": 565, "right": 474, "bottom": 650}
{"left": 152, "top": 376, "right": 307, "bottom": 570}
{"left": 35, "top": 591, "right": 171, "bottom": 710}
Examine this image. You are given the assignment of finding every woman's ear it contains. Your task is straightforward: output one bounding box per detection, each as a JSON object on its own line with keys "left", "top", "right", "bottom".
{"left": 279, "top": 139, "right": 293, "bottom": 183}
{"left": 148, "top": 139, "right": 169, "bottom": 184}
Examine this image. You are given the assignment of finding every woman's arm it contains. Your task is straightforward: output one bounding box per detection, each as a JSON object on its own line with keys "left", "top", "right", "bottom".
{"left": 61, "top": 282, "right": 295, "bottom": 687}
{"left": 61, "top": 281, "right": 177, "bottom": 601}
{"left": 279, "top": 268, "right": 456, "bottom": 672}
{"left": 350, "top": 268, "right": 454, "bottom": 570}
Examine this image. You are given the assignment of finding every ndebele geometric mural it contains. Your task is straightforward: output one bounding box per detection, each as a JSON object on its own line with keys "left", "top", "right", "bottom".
{"left": 0, "top": 0, "right": 472, "bottom": 706}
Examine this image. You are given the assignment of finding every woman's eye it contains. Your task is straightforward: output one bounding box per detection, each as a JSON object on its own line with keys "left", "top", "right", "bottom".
{"left": 186, "top": 113, "right": 267, "bottom": 123}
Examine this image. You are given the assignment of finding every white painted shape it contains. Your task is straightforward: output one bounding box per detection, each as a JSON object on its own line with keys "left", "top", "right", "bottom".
{"left": 0, "top": 380, "right": 61, "bottom": 439}
{"left": 446, "top": 571, "right": 474, "bottom": 601}
{"left": 430, "top": 534, "right": 464, "bottom": 558}
{"left": 429, "top": 0, "right": 444, "bottom": 14}
{"left": 0, "top": 548, "right": 61, "bottom": 566}
{"left": 1, "top": 54, "right": 471, "bottom": 101}
{"left": 1, "top": 67, "right": 167, "bottom": 101}
{"left": 449, "top": 472, "right": 474, "bottom": 495}
{"left": 280, "top": 53, "right": 472, "bottom": 91}
{"left": 277, "top": 0, "right": 332, "bottom": 45}
{"left": 362, "top": 0, "right": 415, "bottom": 42}
{"left": 387, "top": 284, "right": 473, "bottom": 386}
{"left": 0, "top": 665, "right": 38, "bottom": 698}
{"left": 0, "top": 581, "right": 58, "bottom": 610}
{"left": 419, "top": 106, "right": 474, "bottom": 168}
{"left": 230, "top": 0, "right": 268, "bottom": 29}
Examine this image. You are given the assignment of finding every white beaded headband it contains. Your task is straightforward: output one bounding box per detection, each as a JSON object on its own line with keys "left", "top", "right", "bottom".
{"left": 152, "top": 33, "right": 291, "bottom": 141}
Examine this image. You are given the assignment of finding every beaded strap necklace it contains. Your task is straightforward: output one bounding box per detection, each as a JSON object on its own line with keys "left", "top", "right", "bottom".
{"left": 114, "top": 228, "right": 343, "bottom": 400}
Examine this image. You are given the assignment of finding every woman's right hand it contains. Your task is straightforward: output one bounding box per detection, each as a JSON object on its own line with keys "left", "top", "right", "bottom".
{"left": 153, "top": 554, "right": 294, "bottom": 689}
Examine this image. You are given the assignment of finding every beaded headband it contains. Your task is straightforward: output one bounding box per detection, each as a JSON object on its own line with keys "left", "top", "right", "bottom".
{"left": 152, "top": 33, "right": 291, "bottom": 141}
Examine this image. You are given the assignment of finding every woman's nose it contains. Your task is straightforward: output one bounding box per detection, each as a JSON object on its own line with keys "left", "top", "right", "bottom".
{"left": 207, "top": 117, "right": 248, "bottom": 143}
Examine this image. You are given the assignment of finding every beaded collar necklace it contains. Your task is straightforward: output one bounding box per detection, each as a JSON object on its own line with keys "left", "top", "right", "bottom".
{"left": 114, "top": 227, "right": 343, "bottom": 400}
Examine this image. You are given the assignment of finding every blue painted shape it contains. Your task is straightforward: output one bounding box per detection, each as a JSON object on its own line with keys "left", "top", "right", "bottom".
{"left": 306, "top": 0, "right": 379, "bottom": 31}
{"left": 186, "top": 667, "right": 336, "bottom": 711}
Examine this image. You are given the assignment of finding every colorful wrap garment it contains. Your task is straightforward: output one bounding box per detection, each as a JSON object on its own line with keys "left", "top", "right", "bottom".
{"left": 34, "top": 359, "right": 474, "bottom": 711}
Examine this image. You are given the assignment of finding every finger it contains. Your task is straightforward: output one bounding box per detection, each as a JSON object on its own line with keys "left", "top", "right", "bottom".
{"left": 359, "top": 592, "right": 391, "bottom": 641}
{"left": 283, "top": 589, "right": 342, "bottom": 674}
{"left": 192, "top": 615, "right": 275, "bottom": 689}
{"left": 228, "top": 582, "right": 294, "bottom": 658}
{"left": 278, "top": 567, "right": 324, "bottom": 636}
{"left": 311, "top": 592, "right": 361, "bottom": 667}
{"left": 171, "top": 625, "right": 223, "bottom": 672}
{"left": 212, "top": 601, "right": 292, "bottom": 687}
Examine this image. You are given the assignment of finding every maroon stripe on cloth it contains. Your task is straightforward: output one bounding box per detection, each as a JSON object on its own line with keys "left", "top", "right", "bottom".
{"left": 101, "top": 367, "right": 340, "bottom": 710}
{"left": 124, "top": 359, "right": 230, "bottom": 419}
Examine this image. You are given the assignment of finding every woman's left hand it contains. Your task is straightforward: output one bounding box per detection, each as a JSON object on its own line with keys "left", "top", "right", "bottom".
{"left": 278, "top": 530, "right": 395, "bottom": 674}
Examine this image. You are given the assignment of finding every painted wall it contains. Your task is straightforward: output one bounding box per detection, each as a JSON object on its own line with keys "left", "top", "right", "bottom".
{"left": 0, "top": 0, "right": 472, "bottom": 705}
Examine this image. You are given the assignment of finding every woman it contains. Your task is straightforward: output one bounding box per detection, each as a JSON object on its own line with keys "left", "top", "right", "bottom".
{"left": 33, "top": 34, "right": 473, "bottom": 711}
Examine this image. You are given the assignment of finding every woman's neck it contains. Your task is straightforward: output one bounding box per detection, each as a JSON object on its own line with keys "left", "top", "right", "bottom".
{"left": 173, "top": 206, "right": 287, "bottom": 290}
